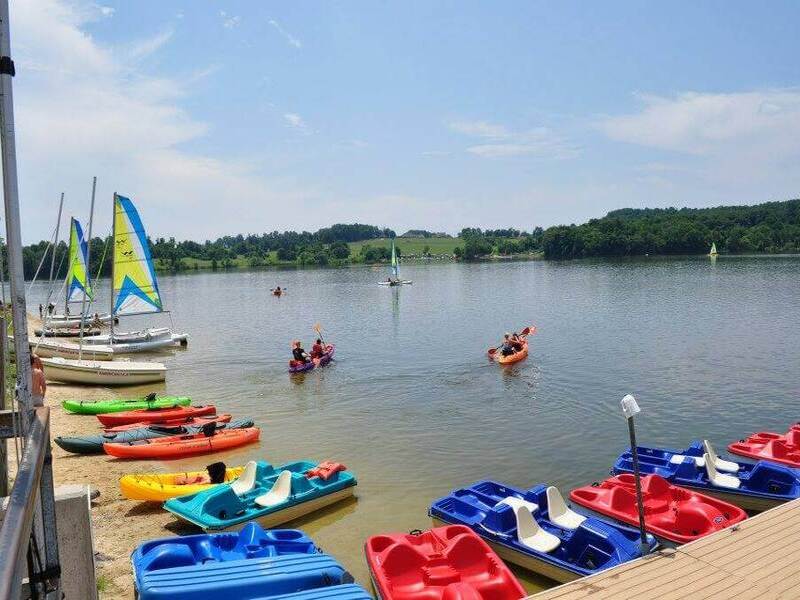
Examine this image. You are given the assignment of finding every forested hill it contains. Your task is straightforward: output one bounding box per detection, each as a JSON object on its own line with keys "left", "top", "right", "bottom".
{"left": 542, "top": 199, "right": 800, "bottom": 259}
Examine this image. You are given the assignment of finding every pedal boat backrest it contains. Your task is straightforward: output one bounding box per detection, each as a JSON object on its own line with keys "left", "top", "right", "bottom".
{"left": 545, "top": 486, "right": 586, "bottom": 530}
{"left": 498, "top": 497, "right": 560, "bottom": 553}
{"left": 704, "top": 453, "right": 741, "bottom": 489}
{"left": 703, "top": 439, "right": 740, "bottom": 472}
{"left": 254, "top": 470, "right": 293, "bottom": 508}
{"left": 230, "top": 461, "right": 258, "bottom": 496}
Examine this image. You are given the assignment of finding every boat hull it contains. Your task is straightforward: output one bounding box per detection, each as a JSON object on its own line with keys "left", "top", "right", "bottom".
{"left": 41, "top": 357, "right": 166, "bottom": 386}
{"left": 45, "top": 314, "right": 115, "bottom": 329}
{"left": 30, "top": 339, "right": 114, "bottom": 361}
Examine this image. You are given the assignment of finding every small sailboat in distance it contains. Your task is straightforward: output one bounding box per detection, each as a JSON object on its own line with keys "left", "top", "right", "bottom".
{"left": 378, "top": 239, "right": 412, "bottom": 286}
{"left": 709, "top": 242, "right": 719, "bottom": 257}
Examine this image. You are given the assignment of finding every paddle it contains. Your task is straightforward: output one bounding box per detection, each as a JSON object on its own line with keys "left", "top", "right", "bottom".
{"left": 313, "top": 323, "right": 326, "bottom": 345}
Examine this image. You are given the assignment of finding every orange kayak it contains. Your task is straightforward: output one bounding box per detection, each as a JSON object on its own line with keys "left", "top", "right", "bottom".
{"left": 96, "top": 405, "right": 217, "bottom": 428}
{"left": 103, "top": 427, "right": 260, "bottom": 459}
{"left": 496, "top": 341, "right": 528, "bottom": 365}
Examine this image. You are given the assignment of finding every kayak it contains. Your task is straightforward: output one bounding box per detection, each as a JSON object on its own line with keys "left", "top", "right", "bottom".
{"left": 96, "top": 405, "right": 216, "bottom": 427}
{"left": 62, "top": 395, "right": 190, "bottom": 415}
{"left": 495, "top": 341, "right": 528, "bottom": 365}
{"left": 429, "top": 480, "right": 656, "bottom": 583}
{"left": 613, "top": 440, "right": 800, "bottom": 512}
{"left": 164, "top": 460, "right": 357, "bottom": 531}
{"left": 365, "top": 525, "right": 526, "bottom": 600}
{"left": 728, "top": 427, "right": 800, "bottom": 468}
{"left": 132, "top": 522, "right": 371, "bottom": 600}
{"left": 104, "top": 414, "right": 230, "bottom": 433}
{"left": 570, "top": 474, "right": 747, "bottom": 544}
{"left": 104, "top": 426, "right": 260, "bottom": 459}
{"left": 120, "top": 464, "right": 247, "bottom": 501}
{"left": 54, "top": 417, "right": 250, "bottom": 455}
{"left": 288, "top": 344, "right": 335, "bottom": 373}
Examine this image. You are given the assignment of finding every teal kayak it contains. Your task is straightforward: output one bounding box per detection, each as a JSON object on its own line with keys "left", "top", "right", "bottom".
{"left": 62, "top": 394, "right": 191, "bottom": 415}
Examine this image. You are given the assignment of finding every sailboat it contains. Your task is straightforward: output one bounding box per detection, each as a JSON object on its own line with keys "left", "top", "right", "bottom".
{"left": 82, "top": 194, "right": 188, "bottom": 352}
{"left": 709, "top": 242, "right": 719, "bottom": 257}
{"left": 377, "top": 240, "right": 412, "bottom": 286}
{"left": 40, "top": 187, "right": 168, "bottom": 386}
{"left": 45, "top": 218, "right": 115, "bottom": 329}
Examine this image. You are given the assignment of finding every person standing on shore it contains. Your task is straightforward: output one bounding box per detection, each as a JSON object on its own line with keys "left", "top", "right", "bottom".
{"left": 38, "top": 303, "right": 43, "bottom": 319}
{"left": 31, "top": 354, "right": 46, "bottom": 407}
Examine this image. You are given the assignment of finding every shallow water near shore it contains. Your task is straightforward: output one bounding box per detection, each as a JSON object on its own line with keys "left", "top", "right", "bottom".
{"left": 28, "top": 256, "right": 800, "bottom": 594}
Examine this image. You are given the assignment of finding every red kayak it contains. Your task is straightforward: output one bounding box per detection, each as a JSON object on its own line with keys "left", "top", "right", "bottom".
{"left": 570, "top": 474, "right": 746, "bottom": 544}
{"left": 103, "top": 426, "right": 260, "bottom": 459}
{"left": 365, "top": 525, "right": 525, "bottom": 600}
{"left": 728, "top": 427, "right": 800, "bottom": 467}
{"left": 96, "top": 405, "right": 216, "bottom": 428}
{"left": 103, "top": 414, "right": 231, "bottom": 433}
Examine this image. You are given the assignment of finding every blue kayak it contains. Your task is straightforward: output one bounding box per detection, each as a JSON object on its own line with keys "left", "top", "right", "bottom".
{"left": 613, "top": 440, "right": 800, "bottom": 512}
{"left": 163, "top": 460, "right": 357, "bottom": 531}
{"left": 54, "top": 418, "right": 255, "bottom": 455}
{"left": 429, "top": 480, "right": 657, "bottom": 583}
{"left": 132, "top": 522, "right": 371, "bottom": 600}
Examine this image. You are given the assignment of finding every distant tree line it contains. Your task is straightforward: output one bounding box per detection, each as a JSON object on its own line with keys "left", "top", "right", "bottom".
{"left": 454, "top": 228, "right": 544, "bottom": 259}
{"left": 542, "top": 200, "right": 800, "bottom": 259}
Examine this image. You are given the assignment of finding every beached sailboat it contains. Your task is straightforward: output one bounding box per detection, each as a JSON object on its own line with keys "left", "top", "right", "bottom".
{"left": 377, "top": 240, "right": 412, "bottom": 286}
{"left": 709, "top": 242, "right": 719, "bottom": 257}
{"left": 85, "top": 194, "right": 188, "bottom": 353}
{"left": 45, "top": 218, "right": 114, "bottom": 328}
{"left": 40, "top": 185, "right": 168, "bottom": 386}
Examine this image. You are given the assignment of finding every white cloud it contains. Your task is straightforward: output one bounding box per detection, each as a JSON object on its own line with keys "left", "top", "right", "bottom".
{"left": 219, "top": 10, "right": 241, "bottom": 29}
{"left": 97, "top": 5, "right": 114, "bottom": 18}
{"left": 283, "top": 112, "right": 311, "bottom": 134}
{"left": 447, "top": 119, "right": 579, "bottom": 159}
{"left": 11, "top": 0, "right": 314, "bottom": 241}
{"left": 125, "top": 28, "right": 174, "bottom": 62}
{"left": 268, "top": 19, "right": 302, "bottom": 48}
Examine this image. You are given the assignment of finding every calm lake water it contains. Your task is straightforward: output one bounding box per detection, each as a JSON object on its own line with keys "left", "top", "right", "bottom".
{"left": 27, "top": 256, "right": 800, "bottom": 592}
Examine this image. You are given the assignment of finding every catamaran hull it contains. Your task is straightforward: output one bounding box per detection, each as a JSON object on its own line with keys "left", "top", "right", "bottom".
{"left": 30, "top": 340, "right": 114, "bottom": 361}
{"left": 46, "top": 314, "right": 115, "bottom": 329}
{"left": 83, "top": 328, "right": 188, "bottom": 349}
{"left": 109, "top": 337, "right": 182, "bottom": 354}
{"left": 41, "top": 358, "right": 166, "bottom": 386}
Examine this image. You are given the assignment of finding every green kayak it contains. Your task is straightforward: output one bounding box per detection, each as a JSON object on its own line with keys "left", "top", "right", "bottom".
{"left": 61, "top": 394, "right": 191, "bottom": 415}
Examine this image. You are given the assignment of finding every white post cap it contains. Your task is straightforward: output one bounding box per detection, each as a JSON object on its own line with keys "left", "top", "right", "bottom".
{"left": 621, "top": 394, "right": 640, "bottom": 419}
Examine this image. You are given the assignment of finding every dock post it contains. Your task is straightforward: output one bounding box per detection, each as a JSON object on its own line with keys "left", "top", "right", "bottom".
{"left": 621, "top": 394, "right": 649, "bottom": 555}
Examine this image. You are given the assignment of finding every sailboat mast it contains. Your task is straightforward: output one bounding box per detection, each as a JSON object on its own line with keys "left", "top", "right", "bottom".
{"left": 78, "top": 177, "right": 96, "bottom": 359}
{"left": 48, "top": 192, "right": 63, "bottom": 285}
{"left": 109, "top": 192, "right": 116, "bottom": 340}
{"left": 64, "top": 217, "right": 72, "bottom": 315}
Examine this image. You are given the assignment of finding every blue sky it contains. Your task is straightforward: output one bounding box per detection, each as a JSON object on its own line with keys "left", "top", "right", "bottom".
{"left": 9, "top": 0, "right": 800, "bottom": 241}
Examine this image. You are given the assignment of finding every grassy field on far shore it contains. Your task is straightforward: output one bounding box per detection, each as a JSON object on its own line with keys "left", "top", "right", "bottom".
{"left": 348, "top": 236, "right": 461, "bottom": 255}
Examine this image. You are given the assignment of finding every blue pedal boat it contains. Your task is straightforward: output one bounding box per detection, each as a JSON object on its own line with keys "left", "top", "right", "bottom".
{"left": 612, "top": 439, "right": 800, "bottom": 512}
{"left": 429, "top": 480, "right": 657, "bottom": 583}
{"left": 163, "top": 460, "right": 357, "bottom": 531}
{"left": 132, "top": 522, "right": 371, "bottom": 600}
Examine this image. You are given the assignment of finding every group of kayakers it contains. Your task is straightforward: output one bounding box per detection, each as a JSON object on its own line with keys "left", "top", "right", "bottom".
{"left": 498, "top": 331, "right": 526, "bottom": 357}
{"left": 291, "top": 338, "right": 329, "bottom": 365}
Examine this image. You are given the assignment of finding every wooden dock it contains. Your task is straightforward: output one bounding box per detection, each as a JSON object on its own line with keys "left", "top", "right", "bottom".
{"left": 530, "top": 497, "right": 800, "bottom": 599}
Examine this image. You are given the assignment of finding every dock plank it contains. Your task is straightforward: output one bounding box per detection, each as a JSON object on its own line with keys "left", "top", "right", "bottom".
{"left": 530, "top": 498, "right": 800, "bottom": 600}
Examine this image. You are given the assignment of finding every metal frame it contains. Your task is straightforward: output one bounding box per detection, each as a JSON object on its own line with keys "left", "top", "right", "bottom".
{"left": 0, "top": 407, "right": 61, "bottom": 599}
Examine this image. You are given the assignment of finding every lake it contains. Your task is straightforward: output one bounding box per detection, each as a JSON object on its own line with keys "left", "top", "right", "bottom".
{"left": 26, "top": 256, "right": 800, "bottom": 592}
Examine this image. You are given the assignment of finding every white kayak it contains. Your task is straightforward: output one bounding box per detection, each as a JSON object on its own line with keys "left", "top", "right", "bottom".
{"left": 41, "top": 357, "right": 166, "bottom": 386}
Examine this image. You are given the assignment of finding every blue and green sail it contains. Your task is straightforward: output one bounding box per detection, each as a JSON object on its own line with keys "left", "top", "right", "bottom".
{"left": 65, "top": 218, "right": 93, "bottom": 302}
{"left": 112, "top": 195, "right": 162, "bottom": 315}
{"left": 390, "top": 240, "right": 399, "bottom": 279}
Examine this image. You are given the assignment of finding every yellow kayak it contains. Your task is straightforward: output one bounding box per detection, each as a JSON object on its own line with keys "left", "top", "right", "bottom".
{"left": 119, "top": 466, "right": 245, "bottom": 502}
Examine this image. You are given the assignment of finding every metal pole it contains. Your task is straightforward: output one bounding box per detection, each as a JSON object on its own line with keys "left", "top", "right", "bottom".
{"left": 78, "top": 177, "right": 96, "bottom": 359}
{"left": 627, "top": 416, "right": 650, "bottom": 555}
{"left": 109, "top": 192, "right": 116, "bottom": 341}
{"left": 0, "top": 0, "right": 33, "bottom": 424}
{"left": 47, "top": 193, "right": 63, "bottom": 285}
{"left": 0, "top": 315, "right": 6, "bottom": 497}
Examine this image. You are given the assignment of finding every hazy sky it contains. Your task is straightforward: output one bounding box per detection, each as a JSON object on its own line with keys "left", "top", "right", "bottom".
{"left": 7, "top": 0, "right": 800, "bottom": 242}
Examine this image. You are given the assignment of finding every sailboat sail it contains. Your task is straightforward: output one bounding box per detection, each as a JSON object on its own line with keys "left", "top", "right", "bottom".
{"left": 112, "top": 195, "right": 162, "bottom": 315}
{"left": 66, "top": 217, "right": 93, "bottom": 302}
{"left": 390, "top": 240, "right": 399, "bottom": 279}
{"left": 709, "top": 242, "right": 718, "bottom": 256}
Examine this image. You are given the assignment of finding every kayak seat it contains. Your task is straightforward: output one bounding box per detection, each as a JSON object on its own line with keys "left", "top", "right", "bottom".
{"left": 254, "top": 470, "right": 292, "bottom": 508}
{"left": 507, "top": 502, "right": 560, "bottom": 553}
{"left": 703, "top": 440, "right": 740, "bottom": 473}
{"left": 545, "top": 486, "right": 586, "bottom": 530}
{"left": 230, "top": 461, "right": 258, "bottom": 496}
{"left": 704, "top": 453, "right": 740, "bottom": 489}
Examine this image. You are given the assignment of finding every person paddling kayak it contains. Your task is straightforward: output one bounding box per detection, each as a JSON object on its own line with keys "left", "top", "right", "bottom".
{"left": 310, "top": 338, "right": 325, "bottom": 360}
{"left": 291, "top": 340, "right": 310, "bottom": 364}
{"left": 499, "top": 333, "right": 517, "bottom": 357}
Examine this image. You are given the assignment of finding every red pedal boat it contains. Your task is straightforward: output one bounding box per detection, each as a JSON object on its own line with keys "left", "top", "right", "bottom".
{"left": 728, "top": 427, "right": 800, "bottom": 467}
{"left": 570, "top": 474, "right": 746, "bottom": 544}
{"left": 103, "top": 426, "right": 260, "bottom": 459}
{"left": 96, "top": 405, "right": 217, "bottom": 428}
{"left": 103, "top": 414, "right": 231, "bottom": 433}
{"left": 365, "top": 525, "right": 525, "bottom": 600}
